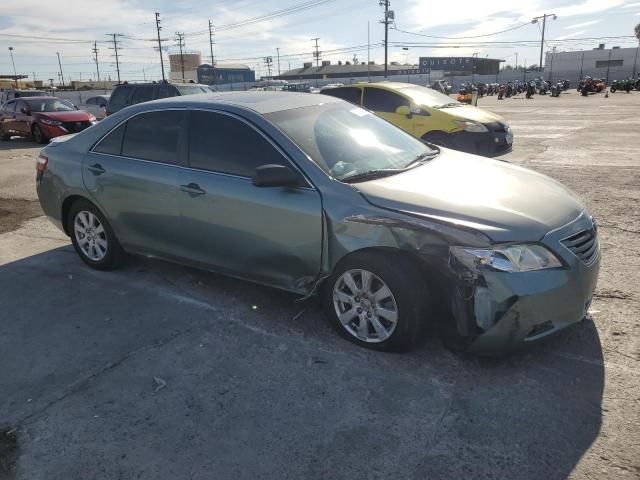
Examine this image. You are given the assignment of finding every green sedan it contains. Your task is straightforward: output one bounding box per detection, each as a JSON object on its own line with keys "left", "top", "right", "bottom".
{"left": 36, "top": 91, "right": 600, "bottom": 354}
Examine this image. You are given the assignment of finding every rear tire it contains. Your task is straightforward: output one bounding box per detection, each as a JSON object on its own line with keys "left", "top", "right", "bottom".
{"left": 67, "top": 199, "right": 124, "bottom": 271}
{"left": 322, "top": 251, "right": 430, "bottom": 352}
{"left": 32, "top": 124, "right": 47, "bottom": 144}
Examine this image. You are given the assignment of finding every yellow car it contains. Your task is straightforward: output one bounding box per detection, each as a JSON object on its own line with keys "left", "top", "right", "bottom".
{"left": 320, "top": 82, "right": 513, "bottom": 157}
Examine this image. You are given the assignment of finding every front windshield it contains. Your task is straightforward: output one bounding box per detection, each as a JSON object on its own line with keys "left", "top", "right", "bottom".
{"left": 395, "top": 86, "right": 461, "bottom": 108}
{"left": 175, "top": 85, "right": 211, "bottom": 95}
{"left": 266, "top": 103, "right": 436, "bottom": 181}
{"left": 25, "top": 98, "right": 76, "bottom": 112}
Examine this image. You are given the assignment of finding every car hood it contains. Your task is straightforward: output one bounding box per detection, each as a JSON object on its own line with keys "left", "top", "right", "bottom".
{"left": 354, "top": 149, "right": 585, "bottom": 243}
{"left": 437, "top": 104, "right": 504, "bottom": 124}
{"left": 35, "top": 111, "right": 94, "bottom": 122}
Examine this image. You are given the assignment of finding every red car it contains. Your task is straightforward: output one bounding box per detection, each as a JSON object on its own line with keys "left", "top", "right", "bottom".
{"left": 0, "top": 96, "right": 96, "bottom": 144}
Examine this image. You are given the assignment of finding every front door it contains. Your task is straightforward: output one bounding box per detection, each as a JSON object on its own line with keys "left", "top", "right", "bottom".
{"left": 83, "top": 110, "right": 189, "bottom": 258}
{"left": 13, "top": 100, "right": 31, "bottom": 135}
{"left": 362, "top": 88, "right": 414, "bottom": 135}
{"left": 178, "top": 110, "right": 323, "bottom": 292}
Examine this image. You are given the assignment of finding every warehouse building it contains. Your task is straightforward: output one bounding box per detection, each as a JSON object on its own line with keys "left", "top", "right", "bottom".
{"left": 545, "top": 45, "right": 640, "bottom": 81}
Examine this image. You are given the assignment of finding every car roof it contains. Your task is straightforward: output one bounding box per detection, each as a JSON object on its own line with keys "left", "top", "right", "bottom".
{"left": 139, "top": 91, "right": 342, "bottom": 114}
{"left": 354, "top": 81, "right": 419, "bottom": 91}
{"left": 11, "top": 96, "right": 59, "bottom": 100}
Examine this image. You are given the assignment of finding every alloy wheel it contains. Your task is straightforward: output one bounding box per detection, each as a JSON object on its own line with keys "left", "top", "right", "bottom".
{"left": 333, "top": 269, "right": 399, "bottom": 343}
{"left": 74, "top": 210, "right": 108, "bottom": 261}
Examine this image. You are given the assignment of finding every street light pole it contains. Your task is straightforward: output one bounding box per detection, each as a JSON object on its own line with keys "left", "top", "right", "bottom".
{"left": 8, "top": 47, "right": 18, "bottom": 89}
{"left": 472, "top": 52, "right": 478, "bottom": 84}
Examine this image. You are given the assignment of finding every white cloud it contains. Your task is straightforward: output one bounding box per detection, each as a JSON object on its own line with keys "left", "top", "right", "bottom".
{"left": 564, "top": 20, "right": 600, "bottom": 29}
{"left": 622, "top": 2, "right": 640, "bottom": 8}
{"left": 555, "top": 30, "right": 586, "bottom": 40}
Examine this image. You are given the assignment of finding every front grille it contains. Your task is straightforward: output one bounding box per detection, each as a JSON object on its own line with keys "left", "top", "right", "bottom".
{"left": 62, "top": 121, "right": 91, "bottom": 133}
{"left": 561, "top": 229, "right": 599, "bottom": 265}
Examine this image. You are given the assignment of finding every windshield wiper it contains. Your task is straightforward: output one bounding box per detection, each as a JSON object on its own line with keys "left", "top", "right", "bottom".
{"left": 404, "top": 149, "right": 439, "bottom": 168}
{"left": 340, "top": 168, "right": 406, "bottom": 183}
{"left": 437, "top": 103, "right": 461, "bottom": 108}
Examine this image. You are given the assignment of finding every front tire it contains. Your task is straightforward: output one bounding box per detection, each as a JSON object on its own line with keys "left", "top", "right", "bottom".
{"left": 0, "top": 124, "right": 10, "bottom": 141}
{"left": 32, "top": 124, "right": 47, "bottom": 144}
{"left": 322, "top": 252, "right": 429, "bottom": 352}
{"left": 67, "top": 200, "right": 124, "bottom": 270}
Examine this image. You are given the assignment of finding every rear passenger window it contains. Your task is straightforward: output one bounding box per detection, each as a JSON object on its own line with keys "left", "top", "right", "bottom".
{"left": 93, "top": 123, "right": 125, "bottom": 155}
{"left": 131, "top": 86, "right": 154, "bottom": 105}
{"left": 321, "top": 87, "right": 361, "bottom": 105}
{"left": 363, "top": 88, "right": 409, "bottom": 113}
{"left": 188, "top": 111, "right": 286, "bottom": 177}
{"left": 122, "top": 110, "right": 185, "bottom": 165}
{"left": 86, "top": 97, "right": 97, "bottom": 105}
{"left": 158, "top": 84, "right": 178, "bottom": 99}
{"left": 108, "top": 85, "right": 132, "bottom": 110}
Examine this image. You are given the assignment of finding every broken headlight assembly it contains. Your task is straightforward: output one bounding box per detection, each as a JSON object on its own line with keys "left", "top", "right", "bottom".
{"left": 450, "top": 244, "right": 562, "bottom": 273}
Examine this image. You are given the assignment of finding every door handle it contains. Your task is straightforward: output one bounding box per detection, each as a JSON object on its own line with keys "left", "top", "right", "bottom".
{"left": 180, "top": 183, "right": 206, "bottom": 197}
{"left": 87, "top": 163, "right": 106, "bottom": 175}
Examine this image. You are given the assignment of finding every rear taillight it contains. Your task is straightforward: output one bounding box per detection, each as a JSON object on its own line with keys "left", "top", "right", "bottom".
{"left": 36, "top": 154, "right": 48, "bottom": 173}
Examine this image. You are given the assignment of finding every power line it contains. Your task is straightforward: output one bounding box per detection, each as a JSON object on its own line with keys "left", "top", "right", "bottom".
{"left": 184, "top": 0, "right": 338, "bottom": 36}
{"left": 392, "top": 22, "right": 533, "bottom": 40}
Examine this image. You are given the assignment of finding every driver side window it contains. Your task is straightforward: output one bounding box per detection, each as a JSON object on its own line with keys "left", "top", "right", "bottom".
{"left": 363, "top": 88, "right": 409, "bottom": 113}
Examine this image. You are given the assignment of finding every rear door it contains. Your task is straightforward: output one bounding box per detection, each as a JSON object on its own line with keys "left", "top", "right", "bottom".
{"left": 83, "top": 109, "right": 189, "bottom": 258}
{"left": 362, "top": 88, "right": 414, "bottom": 135}
{"left": 178, "top": 109, "right": 323, "bottom": 291}
{"left": 0, "top": 101, "right": 17, "bottom": 133}
{"left": 13, "top": 100, "right": 31, "bottom": 135}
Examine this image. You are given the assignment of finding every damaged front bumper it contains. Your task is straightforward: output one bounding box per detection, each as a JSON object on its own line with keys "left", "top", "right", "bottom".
{"left": 450, "top": 213, "right": 600, "bottom": 354}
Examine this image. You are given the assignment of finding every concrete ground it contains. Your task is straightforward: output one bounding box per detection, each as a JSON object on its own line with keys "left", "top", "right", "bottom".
{"left": 0, "top": 89, "right": 638, "bottom": 480}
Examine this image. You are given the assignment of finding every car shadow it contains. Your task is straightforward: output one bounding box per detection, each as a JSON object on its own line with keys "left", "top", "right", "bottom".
{"left": 0, "top": 246, "right": 604, "bottom": 479}
{"left": 0, "top": 137, "right": 40, "bottom": 151}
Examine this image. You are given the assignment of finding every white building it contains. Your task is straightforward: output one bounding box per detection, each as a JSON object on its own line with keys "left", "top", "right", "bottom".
{"left": 545, "top": 45, "right": 640, "bottom": 82}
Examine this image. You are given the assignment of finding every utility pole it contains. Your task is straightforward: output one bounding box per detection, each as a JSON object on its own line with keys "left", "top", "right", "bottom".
{"left": 92, "top": 41, "right": 101, "bottom": 89}
{"left": 367, "top": 21, "right": 371, "bottom": 83}
{"left": 155, "top": 12, "right": 166, "bottom": 81}
{"left": 515, "top": 52, "right": 518, "bottom": 71}
{"left": 108, "top": 33, "right": 123, "bottom": 83}
{"left": 633, "top": 46, "right": 638, "bottom": 78}
{"left": 580, "top": 51, "right": 585, "bottom": 78}
{"left": 56, "top": 52, "right": 65, "bottom": 87}
{"left": 532, "top": 13, "right": 556, "bottom": 73}
{"left": 606, "top": 49, "right": 612, "bottom": 84}
{"left": 264, "top": 56, "right": 273, "bottom": 80}
{"left": 380, "top": 0, "right": 392, "bottom": 79}
{"left": 311, "top": 37, "right": 321, "bottom": 66}
{"left": 208, "top": 20, "right": 216, "bottom": 85}
{"left": 276, "top": 47, "right": 281, "bottom": 76}
{"left": 8, "top": 47, "right": 18, "bottom": 88}
{"left": 175, "top": 32, "right": 186, "bottom": 82}
{"left": 472, "top": 52, "right": 478, "bottom": 84}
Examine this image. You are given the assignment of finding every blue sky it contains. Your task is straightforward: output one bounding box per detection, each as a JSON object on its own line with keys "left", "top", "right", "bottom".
{"left": 1, "top": 0, "right": 639, "bottom": 82}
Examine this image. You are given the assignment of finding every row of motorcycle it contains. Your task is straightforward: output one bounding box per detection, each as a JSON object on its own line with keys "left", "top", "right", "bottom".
{"left": 454, "top": 79, "right": 572, "bottom": 103}
{"left": 609, "top": 76, "right": 640, "bottom": 93}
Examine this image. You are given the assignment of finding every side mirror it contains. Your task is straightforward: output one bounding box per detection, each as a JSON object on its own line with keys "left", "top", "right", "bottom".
{"left": 99, "top": 104, "right": 106, "bottom": 108}
{"left": 395, "top": 105, "right": 411, "bottom": 118}
{"left": 252, "top": 164, "right": 301, "bottom": 188}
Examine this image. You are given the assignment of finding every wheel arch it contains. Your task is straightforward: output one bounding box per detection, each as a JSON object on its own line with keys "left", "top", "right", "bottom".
{"left": 60, "top": 194, "right": 106, "bottom": 236}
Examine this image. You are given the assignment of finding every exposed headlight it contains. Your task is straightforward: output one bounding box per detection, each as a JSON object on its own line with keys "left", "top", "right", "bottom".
{"left": 451, "top": 244, "right": 562, "bottom": 272}
{"left": 39, "top": 118, "right": 63, "bottom": 126}
{"left": 453, "top": 120, "right": 489, "bottom": 133}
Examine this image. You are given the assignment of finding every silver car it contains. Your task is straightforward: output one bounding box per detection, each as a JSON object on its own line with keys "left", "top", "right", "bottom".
{"left": 36, "top": 92, "right": 600, "bottom": 354}
{"left": 78, "top": 95, "right": 110, "bottom": 120}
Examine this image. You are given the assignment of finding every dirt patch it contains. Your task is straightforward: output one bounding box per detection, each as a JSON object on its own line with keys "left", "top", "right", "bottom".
{"left": 0, "top": 427, "right": 18, "bottom": 480}
{"left": 0, "top": 198, "right": 43, "bottom": 235}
